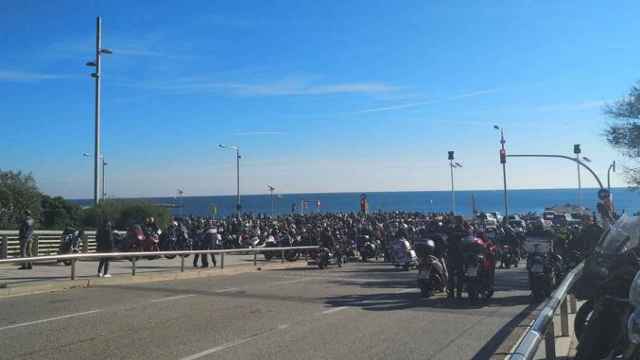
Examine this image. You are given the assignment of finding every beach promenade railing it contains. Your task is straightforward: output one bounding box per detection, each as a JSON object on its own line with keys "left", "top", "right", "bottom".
{"left": 0, "top": 246, "right": 319, "bottom": 280}
{"left": 508, "top": 262, "right": 584, "bottom": 360}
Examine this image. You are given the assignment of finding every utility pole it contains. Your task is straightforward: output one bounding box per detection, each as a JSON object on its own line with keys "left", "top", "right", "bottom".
{"left": 494, "top": 125, "right": 509, "bottom": 220}
{"left": 86, "top": 17, "right": 111, "bottom": 206}
{"left": 448, "top": 151, "right": 462, "bottom": 214}
{"left": 574, "top": 144, "right": 582, "bottom": 208}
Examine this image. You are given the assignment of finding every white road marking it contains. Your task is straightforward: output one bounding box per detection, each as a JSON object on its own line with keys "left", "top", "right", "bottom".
{"left": 215, "top": 287, "right": 240, "bottom": 293}
{"left": 179, "top": 336, "right": 255, "bottom": 360}
{"left": 269, "top": 278, "right": 313, "bottom": 286}
{"left": 0, "top": 310, "right": 102, "bottom": 332}
{"left": 151, "top": 294, "right": 197, "bottom": 303}
{"left": 396, "top": 288, "right": 416, "bottom": 294}
{"left": 321, "top": 306, "right": 349, "bottom": 315}
{"left": 180, "top": 324, "right": 290, "bottom": 360}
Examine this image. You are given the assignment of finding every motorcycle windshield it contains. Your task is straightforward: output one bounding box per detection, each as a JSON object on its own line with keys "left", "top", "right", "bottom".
{"left": 597, "top": 215, "right": 640, "bottom": 255}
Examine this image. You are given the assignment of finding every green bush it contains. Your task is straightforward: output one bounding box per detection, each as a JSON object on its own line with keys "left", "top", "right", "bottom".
{"left": 82, "top": 199, "right": 170, "bottom": 230}
{"left": 40, "top": 195, "right": 82, "bottom": 229}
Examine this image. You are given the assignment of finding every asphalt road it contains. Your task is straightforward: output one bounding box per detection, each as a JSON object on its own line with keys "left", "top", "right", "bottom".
{"left": 0, "top": 261, "right": 533, "bottom": 360}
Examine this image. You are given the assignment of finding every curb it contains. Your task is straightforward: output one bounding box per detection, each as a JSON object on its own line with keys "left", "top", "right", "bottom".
{"left": 0, "top": 261, "right": 308, "bottom": 299}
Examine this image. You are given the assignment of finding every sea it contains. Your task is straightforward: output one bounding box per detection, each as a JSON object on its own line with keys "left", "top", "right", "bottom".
{"left": 72, "top": 188, "right": 639, "bottom": 218}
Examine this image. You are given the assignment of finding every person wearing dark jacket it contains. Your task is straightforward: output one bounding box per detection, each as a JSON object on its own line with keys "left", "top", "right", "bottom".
{"left": 19, "top": 210, "right": 35, "bottom": 270}
{"left": 97, "top": 220, "right": 114, "bottom": 277}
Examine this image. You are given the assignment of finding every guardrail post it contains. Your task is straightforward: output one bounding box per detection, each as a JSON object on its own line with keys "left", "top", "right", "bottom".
{"left": 131, "top": 258, "right": 137, "bottom": 276}
{"left": 569, "top": 294, "right": 577, "bottom": 314}
{"left": 180, "top": 256, "right": 185, "bottom": 272}
{"left": 304, "top": 250, "right": 308, "bottom": 262}
{"left": 221, "top": 253, "right": 224, "bottom": 269}
{"left": 545, "top": 324, "right": 557, "bottom": 360}
{"left": 560, "top": 298, "right": 569, "bottom": 337}
{"left": 281, "top": 249, "right": 285, "bottom": 263}
{"left": 82, "top": 232, "right": 89, "bottom": 253}
{"left": 71, "top": 259, "right": 77, "bottom": 280}
{"left": 1, "top": 235, "right": 7, "bottom": 259}
{"left": 32, "top": 234, "right": 39, "bottom": 257}
{"left": 254, "top": 252, "right": 257, "bottom": 266}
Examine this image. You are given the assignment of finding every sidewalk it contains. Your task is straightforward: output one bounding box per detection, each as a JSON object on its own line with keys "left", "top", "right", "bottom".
{"left": 0, "top": 253, "right": 298, "bottom": 296}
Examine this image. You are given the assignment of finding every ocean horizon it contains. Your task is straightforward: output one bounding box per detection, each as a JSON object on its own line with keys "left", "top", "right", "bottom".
{"left": 70, "top": 187, "right": 639, "bottom": 218}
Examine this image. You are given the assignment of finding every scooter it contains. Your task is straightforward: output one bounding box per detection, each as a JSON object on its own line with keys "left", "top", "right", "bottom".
{"left": 360, "top": 236, "right": 379, "bottom": 262}
{"left": 308, "top": 247, "right": 342, "bottom": 269}
{"left": 415, "top": 239, "right": 448, "bottom": 298}
{"left": 461, "top": 237, "right": 495, "bottom": 301}
{"left": 391, "top": 238, "right": 417, "bottom": 271}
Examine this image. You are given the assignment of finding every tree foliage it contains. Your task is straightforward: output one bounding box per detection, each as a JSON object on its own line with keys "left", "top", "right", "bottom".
{"left": 0, "top": 170, "right": 41, "bottom": 229}
{"left": 82, "top": 199, "right": 170, "bottom": 230}
{"left": 40, "top": 195, "right": 82, "bottom": 229}
{"left": 605, "top": 82, "right": 640, "bottom": 186}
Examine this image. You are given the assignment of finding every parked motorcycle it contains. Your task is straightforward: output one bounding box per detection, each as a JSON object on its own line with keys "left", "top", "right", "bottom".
{"left": 461, "top": 236, "right": 495, "bottom": 301}
{"left": 160, "top": 222, "right": 192, "bottom": 259}
{"left": 360, "top": 235, "right": 379, "bottom": 262}
{"left": 527, "top": 244, "right": 555, "bottom": 301}
{"left": 58, "top": 227, "right": 81, "bottom": 266}
{"left": 308, "top": 247, "right": 342, "bottom": 269}
{"left": 263, "top": 234, "right": 299, "bottom": 261}
{"left": 573, "top": 215, "right": 640, "bottom": 360}
{"left": 391, "top": 237, "right": 417, "bottom": 271}
{"left": 415, "top": 239, "right": 448, "bottom": 298}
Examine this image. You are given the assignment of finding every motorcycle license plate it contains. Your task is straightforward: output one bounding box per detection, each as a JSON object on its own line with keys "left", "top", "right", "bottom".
{"left": 466, "top": 266, "right": 478, "bottom": 277}
{"left": 418, "top": 270, "right": 429, "bottom": 280}
{"left": 531, "top": 264, "right": 544, "bottom": 273}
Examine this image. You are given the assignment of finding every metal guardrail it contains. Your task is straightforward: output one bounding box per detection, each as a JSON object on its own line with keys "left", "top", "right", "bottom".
{"left": 509, "top": 262, "right": 584, "bottom": 360}
{"left": 0, "top": 230, "right": 99, "bottom": 258}
{"left": 0, "top": 246, "right": 319, "bottom": 281}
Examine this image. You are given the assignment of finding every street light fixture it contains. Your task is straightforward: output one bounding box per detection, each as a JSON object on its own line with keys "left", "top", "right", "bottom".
{"left": 219, "top": 144, "right": 241, "bottom": 216}
{"left": 494, "top": 125, "right": 509, "bottom": 219}
{"left": 448, "top": 151, "right": 462, "bottom": 214}
{"left": 86, "top": 16, "right": 112, "bottom": 206}
{"left": 574, "top": 144, "right": 585, "bottom": 208}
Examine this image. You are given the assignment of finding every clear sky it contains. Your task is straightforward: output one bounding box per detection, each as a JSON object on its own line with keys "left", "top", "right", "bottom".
{"left": 1, "top": 0, "right": 638, "bottom": 198}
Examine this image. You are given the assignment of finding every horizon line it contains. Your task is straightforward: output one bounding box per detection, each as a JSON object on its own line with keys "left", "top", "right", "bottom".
{"left": 66, "top": 186, "right": 630, "bottom": 201}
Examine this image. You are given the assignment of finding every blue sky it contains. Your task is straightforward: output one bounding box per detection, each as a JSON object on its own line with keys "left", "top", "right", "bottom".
{"left": 1, "top": 0, "right": 638, "bottom": 198}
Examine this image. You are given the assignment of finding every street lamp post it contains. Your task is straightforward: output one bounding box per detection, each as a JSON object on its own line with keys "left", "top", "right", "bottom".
{"left": 607, "top": 161, "right": 616, "bottom": 192}
{"left": 574, "top": 144, "right": 582, "bottom": 208}
{"left": 83, "top": 153, "right": 107, "bottom": 200}
{"left": 85, "top": 16, "right": 112, "bottom": 206}
{"left": 494, "top": 125, "right": 509, "bottom": 220}
{"left": 219, "top": 144, "right": 241, "bottom": 217}
{"left": 267, "top": 185, "right": 276, "bottom": 217}
{"left": 177, "top": 189, "right": 184, "bottom": 217}
{"left": 448, "top": 151, "right": 462, "bottom": 214}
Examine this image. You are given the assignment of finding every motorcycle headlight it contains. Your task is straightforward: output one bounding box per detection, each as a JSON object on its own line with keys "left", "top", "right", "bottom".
{"left": 628, "top": 309, "right": 640, "bottom": 344}
{"left": 629, "top": 271, "right": 640, "bottom": 308}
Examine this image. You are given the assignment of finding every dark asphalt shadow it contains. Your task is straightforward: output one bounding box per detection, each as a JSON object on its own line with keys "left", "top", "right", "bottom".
{"left": 471, "top": 303, "right": 539, "bottom": 359}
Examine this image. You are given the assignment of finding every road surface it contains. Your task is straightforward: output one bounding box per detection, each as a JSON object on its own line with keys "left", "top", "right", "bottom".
{"left": 0, "top": 261, "right": 533, "bottom": 360}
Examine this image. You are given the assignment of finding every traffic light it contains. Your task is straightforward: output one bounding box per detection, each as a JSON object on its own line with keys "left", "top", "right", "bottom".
{"left": 574, "top": 144, "right": 581, "bottom": 155}
{"left": 499, "top": 149, "right": 506, "bottom": 164}
{"left": 448, "top": 151, "right": 455, "bottom": 160}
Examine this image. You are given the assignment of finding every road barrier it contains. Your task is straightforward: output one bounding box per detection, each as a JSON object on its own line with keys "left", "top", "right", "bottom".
{"left": 0, "top": 230, "right": 98, "bottom": 258}
{"left": 0, "top": 246, "right": 319, "bottom": 280}
{"left": 509, "top": 262, "right": 584, "bottom": 360}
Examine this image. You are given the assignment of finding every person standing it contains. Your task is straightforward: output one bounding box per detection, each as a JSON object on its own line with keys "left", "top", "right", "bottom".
{"left": 97, "top": 220, "right": 114, "bottom": 277}
{"left": 18, "top": 210, "right": 35, "bottom": 270}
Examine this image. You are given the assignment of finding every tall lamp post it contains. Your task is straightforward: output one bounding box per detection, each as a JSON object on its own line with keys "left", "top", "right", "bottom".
{"left": 267, "top": 185, "right": 276, "bottom": 216}
{"left": 573, "top": 144, "right": 592, "bottom": 208}
{"left": 607, "top": 160, "right": 616, "bottom": 212}
{"left": 448, "top": 151, "right": 462, "bottom": 214}
{"left": 219, "top": 144, "right": 241, "bottom": 217}
{"left": 494, "top": 125, "right": 509, "bottom": 220}
{"left": 83, "top": 153, "right": 107, "bottom": 200}
{"left": 177, "top": 189, "right": 184, "bottom": 217}
{"left": 85, "top": 16, "right": 112, "bottom": 205}
{"left": 607, "top": 161, "right": 616, "bottom": 192}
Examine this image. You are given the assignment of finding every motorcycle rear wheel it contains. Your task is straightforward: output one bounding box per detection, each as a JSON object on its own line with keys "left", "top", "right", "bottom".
{"left": 574, "top": 300, "right": 594, "bottom": 340}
